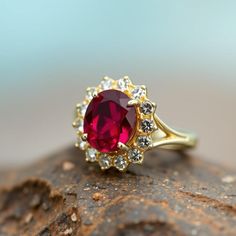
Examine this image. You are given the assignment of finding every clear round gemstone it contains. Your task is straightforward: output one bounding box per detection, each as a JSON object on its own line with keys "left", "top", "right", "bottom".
{"left": 85, "top": 148, "right": 98, "bottom": 162}
{"left": 99, "top": 155, "right": 112, "bottom": 170}
{"left": 137, "top": 136, "right": 152, "bottom": 149}
{"left": 100, "top": 77, "right": 113, "bottom": 90}
{"left": 77, "top": 137, "right": 87, "bottom": 150}
{"left": 117, "top": 77, "right": 131, "bottom": 91}
{"left": 140, "top": 101, "right": 153, "bottom": 115}
{"left": 77, "top": 104, "right": 87, "bottom": 117}
{"left": 86, "top": 87, "right": 96, "bottom": 100}
{"left": 140, "top": 119, "right": 154, "bottom": 133}
{"left": 114, "top": 155, "right": 128, "bottom": 171}
{"left": 132, "top": 86, "right": 146, "bottom": 100}
{"left": 128, "top": 148, "right": 143, "bottom": 163}
{"left": 74, "top": 119, "right": 83, "bottom": 133}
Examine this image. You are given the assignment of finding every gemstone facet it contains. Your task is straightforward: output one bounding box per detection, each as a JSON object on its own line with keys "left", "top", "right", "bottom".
{"left": 137, "top": 136, "right": 152, "bottom": 149}
{"left": 114, "top": 155, "right": 128, "bottom": 171}
{"left": 118, "top": 77, "right": 131, "bottom": 91}
{"left": 128, "top": 148, "right": 143, "bottom": 163}
{"left": 99, "top": 155, "right": 112, "bottom": 169}
{"left": 140, "top": 119, "right": 154, "bottom": 133}
{"left": 132, "top": 86, "right": 146, "bottom": 100}
{"left": 140, "top": 101, "right": 153, "bottom": 115}
{"left": 85, "top": 148, "right": 98, "bottom": 162}
{"left": 84, "top": 90, "right": 137, "bottom": 153}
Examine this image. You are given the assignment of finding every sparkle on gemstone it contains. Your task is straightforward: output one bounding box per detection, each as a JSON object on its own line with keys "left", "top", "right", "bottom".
{"left": 128, "top": 148, "right": 143, "bottom": 163}
{"left": 114, "top": 155, "right": 128, "bottom": 171}
{"left": 77, "top": 119, "right": 84, "bottom": 133}
{"left": 100, "top": 77, "right": 113, "bottom": 90}
{"left": 77, "top": 103, "right": 87, "bottom": 117}
{"left": 77, "top": 137, "right": 87, "bottom": 150}
{"left": 140, "top": 119, "right": 154, "bottom": 133}
{"left": 99, "top": 155, "right": 112, "bottom": 170}
{"left": 132, "top": 86, "right": 146, "bottom": 100}
{"left": 85, "top": 148, "right": 98, "bottom": 162}
{"left": 117, "top": 77, "right": 131, "bottom": 91}
{"left": 86, "top": 87, "right": 96, "bottom": 100}
{"left": 137, "top": 136, "right": 152, "bottom": 149}
{"left": 84, "top": 89, "right": 137, "bottom": 153}
{"left": 140, "top": 101, "right": 153, "bottom": 115}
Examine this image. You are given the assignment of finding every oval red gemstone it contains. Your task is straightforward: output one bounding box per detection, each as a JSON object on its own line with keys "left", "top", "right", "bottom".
{"left": 84, "top": 89, "right": 137, "bottom": 153}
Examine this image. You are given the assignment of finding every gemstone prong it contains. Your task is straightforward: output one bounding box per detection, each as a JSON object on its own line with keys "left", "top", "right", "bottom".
{"left": 81, "top": 133, "right": 88, "bottom": 141}
{"left": 128, "top": 100, "right": 139, "bottom": 107}
{"left": 92, "top": 91, "right": 98, "bottom": 98}
{"left": 118, "top": 142, "right": 129, "bottom": 151}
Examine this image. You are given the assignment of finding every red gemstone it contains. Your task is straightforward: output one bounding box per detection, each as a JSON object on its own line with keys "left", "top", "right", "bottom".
{"left": 84, "top": 89, "right": 137, "bottom": 153}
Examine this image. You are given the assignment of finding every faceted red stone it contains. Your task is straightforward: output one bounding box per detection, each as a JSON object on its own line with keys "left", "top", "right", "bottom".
{"left": 84, "top": 89, "right": 137, "bottom": 153}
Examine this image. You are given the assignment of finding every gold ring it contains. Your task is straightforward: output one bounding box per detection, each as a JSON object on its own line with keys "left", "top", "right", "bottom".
{"left": 73, "top": 76, "right": 197, "bottom": 172}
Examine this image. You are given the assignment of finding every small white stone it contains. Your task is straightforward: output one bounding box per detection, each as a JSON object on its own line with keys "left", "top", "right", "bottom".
{"left": 86, "top": 87, "right": 97, "bottom": 100}
{"left": 117, "top": 77, "right": 131, "bottom": 91}
{"left": 137, "top": 136, "right": 152, "bottom": 149}
{"left": 77, "top": 103, "right": 87, "bottom": 117}
{"left": 85, "top": 148, "right": 98, "bottom": 162}
{"left": 99, "top": 155, "right": 112, "bottom": 170}
{"left": 140, "top": 101, "right": 153, "bottom": 115}
{"left": 128, "top": 148, "right": 143, "bottom": 163}
{"left": 114, "top": 155, "right": 128, "bottom": 171}
{"left": 76, "top": 119, "right": 84, "bottom": 133}
{"left": 140, "top": 119, "right": 154, "bottom": 133}
{"left": 100, "top": 77, "right": 114, "bottom": 90}
{"left": 76, "top": 137, "right": 87, "bottom": 150}
{"left": 132, "top": 86, "right": 146, "bottom": 100}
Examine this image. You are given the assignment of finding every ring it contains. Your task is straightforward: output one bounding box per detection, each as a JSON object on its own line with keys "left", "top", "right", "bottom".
{"left": 73, "top": 76, "right": 197, "bottom": 172}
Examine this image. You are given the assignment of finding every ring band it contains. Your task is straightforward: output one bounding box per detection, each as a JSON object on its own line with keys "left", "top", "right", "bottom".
{"left": 151, "top": 114, "right": 197, "bottom": 151}
{"left": 73, "top": 76, "right": 197, "bottom": 172}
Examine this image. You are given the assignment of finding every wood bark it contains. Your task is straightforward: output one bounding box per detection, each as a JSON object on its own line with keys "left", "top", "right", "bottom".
{"left": 0, "top": 146, "right": 236, "bottom": 236}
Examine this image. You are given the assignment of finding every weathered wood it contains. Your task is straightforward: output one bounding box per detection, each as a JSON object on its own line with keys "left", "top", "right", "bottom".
{"left": 0, "top": 146, "right": 236, "bottom": 236}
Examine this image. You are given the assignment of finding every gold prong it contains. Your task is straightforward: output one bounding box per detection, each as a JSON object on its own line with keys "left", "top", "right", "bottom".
{"left": 81, "top": 133, "right": 88, "bottom": 141}
{"left": 92, "top": 91, "right": 98, "bottom": 98}
{"left": 152, "top": 102, "right": 157, "bottom": 109}
{"left": 128, "top": 100, "right": 139, "bottom": 107}
{"left": 141, "top": 85, "right": 146, "bottom": 90}
{"left": 72, "top": 121, "right": 78, "bottom": 128}
{"left": 118, "top": 142, "right": 129, "bottom": 151}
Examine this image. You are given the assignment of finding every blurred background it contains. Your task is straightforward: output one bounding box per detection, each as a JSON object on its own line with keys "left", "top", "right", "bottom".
{"left": 0, "top": 1, "right": 235, "bottom": 169}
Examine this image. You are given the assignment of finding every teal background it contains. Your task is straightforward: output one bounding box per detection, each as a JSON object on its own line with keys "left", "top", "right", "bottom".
{"left": 0, "top": 1, "right": 236, "bottom": 167}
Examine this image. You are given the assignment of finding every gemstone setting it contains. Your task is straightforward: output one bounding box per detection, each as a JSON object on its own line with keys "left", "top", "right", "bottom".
{"left": 137, "top": 136, "right": 152, "bottom": 149}
{"left": 85, "top": 148, "right": 98, "bottom": 162}
{"left": 140, "top": 101, "right": 153, "bottom": 115}
{"left": 114, "top": 155, "right": 128, "bottom": 171}
{"left": 128, "top": 148, "right": 143, "bottom": 163}
{"left": 84, "top": 89, "right": 137, "bottom": 153}
{"left": 73, "top": 77, "right": 157, "bottom": 171}
{"left": 99, "top": 155, "right": 112, "bottom": 170}
{"left": 140, "top": 119, "right": 154, "bottom": 133}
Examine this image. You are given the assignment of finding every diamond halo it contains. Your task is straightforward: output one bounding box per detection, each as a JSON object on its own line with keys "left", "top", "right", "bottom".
{"left": 73, "top": 76, "right": 157, "bottom": 171}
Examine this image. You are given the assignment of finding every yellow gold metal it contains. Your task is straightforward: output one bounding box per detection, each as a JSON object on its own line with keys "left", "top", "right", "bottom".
{"left": 73, "top": 76, "right": 197, "bottom": 172}
{"left": 150, "top": 114, "right": 197, "bottom": 150}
